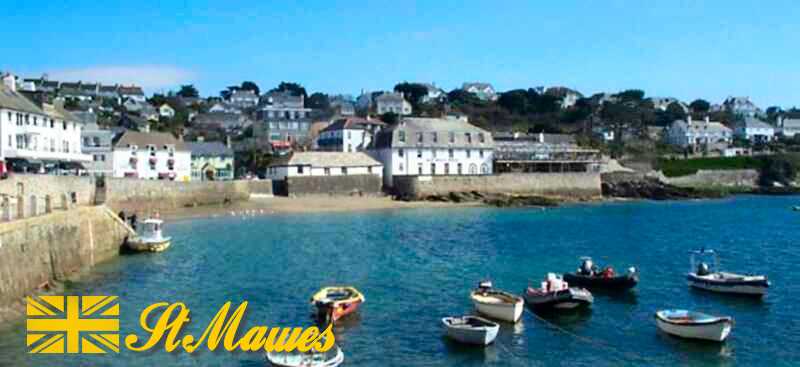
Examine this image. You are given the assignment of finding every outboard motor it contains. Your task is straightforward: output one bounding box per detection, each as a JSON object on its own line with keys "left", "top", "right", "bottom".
{"left": 581, "top": 259, "right": 594, "bottom": 275}
{"left": 477, "top": 280, "right": 493, "bottom": 292}
{"left": 697, "top": 262, "right": 710, "bottom": 276}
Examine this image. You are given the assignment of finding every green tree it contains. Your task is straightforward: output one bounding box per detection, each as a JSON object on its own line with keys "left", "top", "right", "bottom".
{"left": 613, "top": 89, "right": 645, "bottom": 103}
{"left": 690, "top": 99, "right": 710, "bottom": 113}
{"left": 240, "top": 81, "right": 260, "bottom": 95}
{"left": 271, "top": 82, "right": 307, "bottom": 98}
{"left": 393, "top": 82, "right": 429, "bottom": 110}
{"left": 306, "top": 92, "right": 330, "bottom": 110}
{"left": 177, "top": 84, "right": 199, "bottom": 98}
{"left": 380, "top": 112, "right": 399, "bottom": 125}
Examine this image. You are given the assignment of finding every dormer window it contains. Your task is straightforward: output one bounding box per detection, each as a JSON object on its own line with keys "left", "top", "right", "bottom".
{"left": 465, "top": 133, "right": 472, "bottom": 144}
{"left": 130, "top": 144, "right": 138, "bottom": 151}
{"left": 416, "top": 132, "right": 423, "bottom": 143}
{"left": 478, "top": 133, "right": 485, "bottom": 143}
{"left": 448, "top": 132, "right": 455, "bottom": 143}
{"left": 432, "top": 132, "right": 438, "bottom": 143}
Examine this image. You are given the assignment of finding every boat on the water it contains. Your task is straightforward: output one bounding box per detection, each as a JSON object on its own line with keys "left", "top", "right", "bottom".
{"left": 125, "top": 218, "right": 171, "bottom": 252}
{"left": 655, "top": 309, "right": 733, "bottom": 342}
{"left": 687, "top": 249, "right": 769, "bottom": 296}
{"left": 442, "top": 315, "right": 499, "bottom": 346}
{"left": 470, "top": 280, "right": 524, "bottom": 323}
{"left": 562, "top": 257, "right": 639, "bottom": 291}
{"left": 310, "top": 286, "right": 365, "bottom": 324}
{"left": 266, "top": 342, "right": 344, "bottom": 367}
{"left": 524, "top": 273, "right": 593, "bottom": 311}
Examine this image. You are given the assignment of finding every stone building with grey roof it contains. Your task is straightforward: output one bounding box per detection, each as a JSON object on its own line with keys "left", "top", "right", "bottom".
{"left": 370, "top": 117, "right": 494, "bottom": 188}
{"left": 265, "top": 151, "right": 382, "bottom": 181}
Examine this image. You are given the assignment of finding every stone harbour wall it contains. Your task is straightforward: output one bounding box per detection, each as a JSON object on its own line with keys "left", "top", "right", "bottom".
{"left": 393, "top": 173, "right": 602, "bottom": 199}
{"left": 277, "top": 175, "right": 383, "bottom": 196}
{"left": 101, "top": 178, "right": 255, "bottom": 212}
{"left": 0, "top": 205, "right": 133, "bottom": 320}
{"left": 0, "top": 175, "right": 96, "bottom": 221}
{"left": 664, "top": 169, "right": 759, "bottom": 188}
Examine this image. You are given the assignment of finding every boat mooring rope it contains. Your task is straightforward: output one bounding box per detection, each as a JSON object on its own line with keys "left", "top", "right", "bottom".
{"left": 523, "top": 308, "right": 655, "bottom": 364}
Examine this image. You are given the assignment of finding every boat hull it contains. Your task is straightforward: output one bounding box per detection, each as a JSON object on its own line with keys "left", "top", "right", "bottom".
{"left": 126, "top": 238, "right": 171, "bottom": 252}
{"left": 687, "top": 274, "right": 769, "bottom": 296}
{"left": 442, "top": 317, "right": 499, "bottom": 346}
{"left": 266, "top": 347, "right": 344, "bottom": 367}
{"left": 655, "top": 313, "right": 733, "bottom": 342}
{"left": 562, "top": 273, "right": 638, "bottom": 291}
{"left": 311, "top": 287, "right": 365, "bottom": 324}
{"left": 315, "top": 299, "right": 362, "bottom": 324}
{"left": 471, "top": 292, "right": 524, "bottom": 323}
{"left": 524, "top": 288, "right": 594, "bottom": 311}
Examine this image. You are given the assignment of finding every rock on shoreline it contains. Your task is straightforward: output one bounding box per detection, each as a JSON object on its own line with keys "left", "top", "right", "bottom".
{"left": 601, "top": 172, "right": 725, "bottom": 200}
{"left": 399, "top": 191, "right": 561, "bottom": 207}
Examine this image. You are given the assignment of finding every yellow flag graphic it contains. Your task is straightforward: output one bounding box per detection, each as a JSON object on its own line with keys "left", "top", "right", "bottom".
{"left": 26, "top": 295, "right": 119, "bottom": 354}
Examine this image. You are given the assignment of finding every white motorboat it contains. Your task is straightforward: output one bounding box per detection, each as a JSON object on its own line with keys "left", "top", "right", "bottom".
{"left": 470, "top": 280, "right": 524, "bottom": 323}
{"left": 266, "top": 344, "right": 344, "bottom": 367}
{"left": 687, "top": 249, "right": 769, "bottom": 296}
{"left": 655, "top": 309, "right": 733, "bottom": 342}
{"left": 442, "top": 315, "right": 499, "bottom": 346}
{"left": 126, "top": 218, "right": 171, "bottom": 252}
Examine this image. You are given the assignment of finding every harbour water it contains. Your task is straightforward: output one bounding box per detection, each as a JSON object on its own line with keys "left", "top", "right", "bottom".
{"left": 2, "top": 195, "right": 799, "bottom": 366}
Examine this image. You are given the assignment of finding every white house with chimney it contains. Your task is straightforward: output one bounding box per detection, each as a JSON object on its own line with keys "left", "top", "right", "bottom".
{"left": 370, "top": 117, "right": 495, "bottom": 188}
{"left": 0, "top": 74, "right": 91, "bottom": 172}
{"left": 376, "top": 92, "right": 412, "bottom": 115}
{"left": 666, "top": 116, "right": 733, "bottom": 149}
{"left": 111, "top": 130, "right": 191, "bottom": 181}
{"left": 733, "top": 117, "right": 774, "bottom": 143}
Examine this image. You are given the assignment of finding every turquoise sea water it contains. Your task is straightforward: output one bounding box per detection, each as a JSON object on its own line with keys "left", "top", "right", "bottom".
{"left": 2, "top": 195, "right": 799, "bottom": 366}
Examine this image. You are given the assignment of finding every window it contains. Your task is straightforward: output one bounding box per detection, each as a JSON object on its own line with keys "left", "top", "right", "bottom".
{"left": 479, "top": 149, "right": 484, "bottom": 158}
{"left": 347, "top": 144, "right": 352, "bottom": 152}
{"left": 417, "top": 132, "right": 423, "bottom": 143}
{"left": 33, "top": 117, "right": 37, "bottom": 126}
{"left": 368, "top": 166, "right": 373, "bottom": 174}
{"left": 324, "top": 168, "right": 331, "bottom": 176}
{"left": 50, "top": 119, "right": 54, "bottom": 128}
{"left": 398, "top": 148, "right": 404, "bottom": 157}
{"left": 444, "top": 163, "right": 450, "bottom": 174}
{"left": 398, "top": 163, "right": 404, "bottom": 172}
{"left": 25, "top": 115, "right": 29, "bottom": 125}
{"left": 433, "top": 150, "right": 437, "bottom": 158}
{"left": 466, "top": 150, "right": 471, "bottom": 158}
{"left": 347, "top": 131, "right": 351, "bottom": 139}
{"left": 398, "top": 130, "right": 406, "bottom": 143}
{"left": 478, "top": 133, "right": 485, "bottom": 143}
{"left": 417, "top": 150, "right": 422, "bottom": 158}
{"left": 457, "top": 163, "right": 463, "bottom": 174}
{"left": 431, "top": 132, "right": 438, "bottom": 143}
{"left": 465, "top": 133, "right": 472, "bottom": 144}
{"left": 298, "top": 165, "right": 304, "bottom": 174}
{"left": 7, "top": 135, "right": 11, "bottom": 147}
{"left": 448, "top": 149, "right": 454, "bottom": 158}
{"left": 418, "top": 163, "right": 423, "bottom": 175}
{"left": 449, "top": 132, "right": 455, "bottom": 143}
{"left": 431, "top": 163, "right": 436, "bottom": 175}
{"left": 342, "top": 167, "right": 348, "bottom": 175}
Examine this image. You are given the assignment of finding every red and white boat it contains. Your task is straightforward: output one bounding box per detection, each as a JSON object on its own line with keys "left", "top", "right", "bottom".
{"left": 310, "top": 286, "right": 365, "bottom": 324}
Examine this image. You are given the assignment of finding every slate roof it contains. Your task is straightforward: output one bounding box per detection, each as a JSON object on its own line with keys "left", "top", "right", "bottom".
{"left": 193, "top": 112, "right": 251, "bottom": 129}
{"left": 185, "top": 141, "right": 233, "bottom": 157}
{"left": 321, "top": 117, "right": 386, "bottom": 133}
{"left": 493, "top": 132, "right": 577, "bottom": 145}
{"left": 118, "top": 86, "right": 144, "bottom": 96}
{"left": 376, "top": 92, "right": 406, "bottom": 103}
{"left": 113, "top": 130, "right": 187, "bottom": 150}
{"left": 373, "top": 117, "right": 494, "bottom": 149}
{"left": 739, "top": 117, "right": 773, "bottom": 129}
{"left": 0, "top": 83, "right": 46, "bottom": 115}
{"left": 270, "top": 151, "right": 381, "bottom": 168}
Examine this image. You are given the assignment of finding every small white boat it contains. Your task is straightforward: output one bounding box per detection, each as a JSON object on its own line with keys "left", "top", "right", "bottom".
{"left": 655, "top": 309, "right": 733, "bottom": 342}
{"left": 687, "top": 249, "right": 769, "bottom": 296}
{"left": 266, "top": 344, "right": 344, "bottom": 367}
{"left": 470, "top": 281, "right": 524, "bottom": 323}
{"left": 126, "top": 218, "right": 171, "bottom": 252}
{"left": 442, "top": 315, "right": 499, "bottom": 346}
{"left": 523, "top": 273, "right": 593, "bottom": 311}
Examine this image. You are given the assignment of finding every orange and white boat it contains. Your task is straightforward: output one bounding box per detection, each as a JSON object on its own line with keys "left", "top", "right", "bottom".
{"left": 310, "top": 286, "right": 365, "bottom": 324}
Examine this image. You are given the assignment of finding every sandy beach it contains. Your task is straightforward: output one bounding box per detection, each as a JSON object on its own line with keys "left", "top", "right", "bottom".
{"left": 157, "top": 195, "right": 482, "bottom": 221}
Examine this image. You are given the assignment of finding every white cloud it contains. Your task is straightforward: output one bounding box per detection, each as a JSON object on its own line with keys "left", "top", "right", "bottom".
{"left": 46, "top": 65, "right": 195, "bottom": 90}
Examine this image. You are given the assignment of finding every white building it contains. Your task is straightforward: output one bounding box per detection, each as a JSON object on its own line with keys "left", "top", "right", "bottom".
{"left": 733, "top": 117, "right": 774, "bottom": 143}
{"left": 159, "top": 104, "right": 176, "bottom": 118}
{"left": 316, "top": 117, "right": 386, "bottom": 152}
{"left": 265, "top": 151, "right": 382, "bottom": 180}
{"left": 229, "top": 89, "right": 259, "bottom": 108}
{"left": 777, "top": 116, "right": 800, "bottom": 138}
{"left": 461, "top": 82, "right": 497, "bottom": 101}
{"left": 376, "top": 92, "right": 412, "bottom": 115}
{"left": 421, "top": 83, "right": 445, "bottom": 103}
{"left": 723, "top": 96, "right": 760, "bottom": 117}
{"left": 370, "top": 117, "right": 495, "bottom": 188}
{"left": 666, "top": 116, "right": 733, "bottom": 149}
{"left": 0, "top": 74, "right": 91, "bottom": 171}
{"left": 111, "top": 131, "right": 191, "bottom": 181}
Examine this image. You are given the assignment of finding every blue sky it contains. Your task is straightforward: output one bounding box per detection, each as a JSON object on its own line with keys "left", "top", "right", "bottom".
{"left": 3, "top": 0, "right": 799, "bottom": 107}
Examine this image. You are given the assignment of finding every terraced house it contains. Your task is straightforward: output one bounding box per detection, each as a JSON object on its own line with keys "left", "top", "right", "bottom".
{"left": 255, "top": 91, "right": 313, "bottom": 151}
{"left": 186, "top": 140, "right": 234, "bottom": 181}
{"left": 0, "top": 74, "right": 90, "bottom": 173}
{"left": 371, "top": 117, "right": 494, "bottom": 188}
{"left": 111, "top": 130, "right": 191, "bottom": 181}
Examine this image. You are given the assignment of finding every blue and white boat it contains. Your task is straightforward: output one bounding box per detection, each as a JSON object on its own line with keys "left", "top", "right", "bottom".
{"left": 687, "top": 249, "right": 769, "bottom": 296}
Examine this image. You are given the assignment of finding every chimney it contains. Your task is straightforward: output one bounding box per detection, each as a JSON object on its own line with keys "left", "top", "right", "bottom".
{"left": 2, "top": 73, "right": 16, "bottom": 92}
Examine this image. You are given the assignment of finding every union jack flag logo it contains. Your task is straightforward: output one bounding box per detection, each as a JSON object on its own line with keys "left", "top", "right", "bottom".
{"left": 26, "top": 295, "right": 120, "bottom": 354}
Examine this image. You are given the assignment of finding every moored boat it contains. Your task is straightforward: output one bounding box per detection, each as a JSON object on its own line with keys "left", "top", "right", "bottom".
{"left": 562, "top": 257, "right": 639, "bottom": 291}
{"left": 310, "top": 286, "right": 365, "bottom": 324}
{"left": 266, "top": 342, "right": 344, "bottom": 367}
{"left": 655, "top": 309, "right": 733, "bottom": 342}
{"left": 687, "top": 249, "right": 769, "bottom": 296}
{"left": 524, "top": 273, "right": 593, "bottom": 311}
{"left": 125, "top": 218, "right": 171, "bottom": 252}
{"left": 470, "top": 281, "right": 524, "bottom": 323}
{"left": 442, "top": 315, "right": 499, "bottom": 346}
